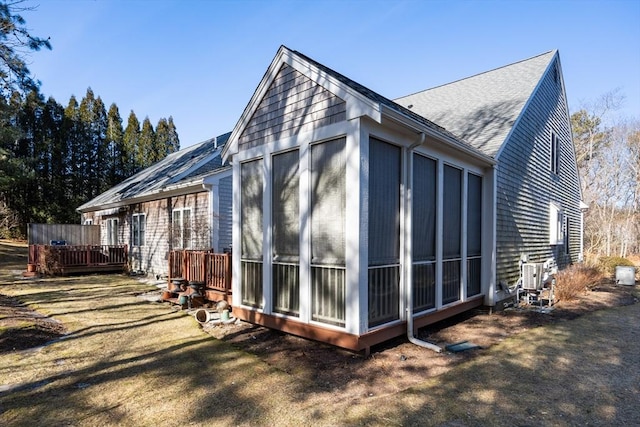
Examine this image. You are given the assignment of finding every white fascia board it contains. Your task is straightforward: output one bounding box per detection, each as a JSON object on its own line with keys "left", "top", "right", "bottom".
{"left": 381, "top": 105, "right": 496, "bottom": 166}
{"left": 79, "top": 182, "right": 206, "bottom": 214}
{"left": 202, "top": 166, "right": 232, "bottom": 186}
{"left": 285, "top": 53, "right": 381, "bottom": 122}
{"left": 494, "top": 51, "right": 557, "bottom": 161}
{"left": 223, "top": 46, "right": 383, "bottom": 163}
{"left": 554, "top": 52, "right": 585, "bottom": 203}
{"left": 223, "top": 46, "right": 292, "bottom": 163}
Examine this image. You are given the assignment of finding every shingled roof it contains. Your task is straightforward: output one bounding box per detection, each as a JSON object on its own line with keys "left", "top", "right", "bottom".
{"left": 77, "top": 132, "right": 230, "bottom": 212}
{"left": 291, "top": 48, "right": 485, "bottom": 156}
{"left": 394, "top": 51, "right": 557, "bottom": 158}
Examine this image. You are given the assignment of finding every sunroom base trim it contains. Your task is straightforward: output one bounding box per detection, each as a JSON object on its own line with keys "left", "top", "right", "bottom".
{"left": 233, "top": 295, "right": 484, "bottom": 355}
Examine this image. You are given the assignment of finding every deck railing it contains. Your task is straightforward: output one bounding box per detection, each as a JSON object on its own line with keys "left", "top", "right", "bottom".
{"left": 29, "top": 244, "right": 128, "bottom": 274}
{"left": 169, "top": 250, "right": 232, "bottom": 293}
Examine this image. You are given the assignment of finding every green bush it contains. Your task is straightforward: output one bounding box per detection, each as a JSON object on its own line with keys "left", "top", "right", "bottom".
{"left": 597, "top": 256, "right": 635, "bottom": 277}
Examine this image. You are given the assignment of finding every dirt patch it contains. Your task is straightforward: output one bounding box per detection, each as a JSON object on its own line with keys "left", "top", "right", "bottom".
{"left": 203, "top": 282, "right": 638, "bottom": 400}
{"left": 0, "top": 293, "right": 67, "bottom": 354}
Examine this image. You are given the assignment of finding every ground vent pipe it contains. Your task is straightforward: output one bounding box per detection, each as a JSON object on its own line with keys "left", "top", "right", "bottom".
{"left": 405, "top": 132, "right": 442, "bottom": 353}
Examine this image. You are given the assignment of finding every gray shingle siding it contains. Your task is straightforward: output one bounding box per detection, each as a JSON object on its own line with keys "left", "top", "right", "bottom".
{"left": 218, "top": 175, "right": 233, "bottom": 252}
{"left": 238, "top": 64, "right": 346, "bottom": 150}
{"left": 496, "top": 57, "right": 581, "bottom": 285}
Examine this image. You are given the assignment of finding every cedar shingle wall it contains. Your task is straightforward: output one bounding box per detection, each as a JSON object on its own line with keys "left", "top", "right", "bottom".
{"left": 83, "top": 191, "right": 212, "bottom": 277}
{"left": 171, "top": 192, "right": 210, "bottom": 251}
{"left": 496, "top": 59, "right": 581, "bottom": 285}
{"left": 238, "top": 64, "right": 346, "bottom": 150}
{"left": 130, "top": 199, "right": 170, "bottom": 275}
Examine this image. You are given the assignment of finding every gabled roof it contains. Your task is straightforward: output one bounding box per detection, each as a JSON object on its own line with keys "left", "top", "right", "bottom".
{"left": 223, "top": 46, "right": 494, "bottom": 165}
{"left": 77, "top": 132, "right": 231, "bottom": 213}
{"left": 394, "top": 51, "right": 557, "bottom": 158}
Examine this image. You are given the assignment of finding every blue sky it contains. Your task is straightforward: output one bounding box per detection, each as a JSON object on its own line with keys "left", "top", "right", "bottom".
{"left": 23, "top": 0, "right": 640, "bottom": 148}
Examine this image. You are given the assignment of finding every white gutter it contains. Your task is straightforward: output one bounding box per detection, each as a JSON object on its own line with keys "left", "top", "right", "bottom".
{"left": 405, "top": 132, "right": 442, "bottom": 353}
{"left": 381, "top": 105, "right": 496, "bottom": 166}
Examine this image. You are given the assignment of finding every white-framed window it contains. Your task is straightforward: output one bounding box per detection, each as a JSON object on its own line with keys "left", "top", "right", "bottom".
{"left": 106, "top": 218, "right": 119, "bottom": 246}
{"left": 549, "top": 202, "right": 564, "bottom": 245}
{"left": 564, "top": 216, "right": 570, "bottom": 255}
{"left": 132, "top": 213, "right": 146, "bottom": 247}
{"left": 172, "top": 208, "right": 192, "bottom": 249}
{"left": 84, "top": 218, "right": 93, "bottom": 225}
{"left": 551, "top": 132, "right": 560, "bottom": 174}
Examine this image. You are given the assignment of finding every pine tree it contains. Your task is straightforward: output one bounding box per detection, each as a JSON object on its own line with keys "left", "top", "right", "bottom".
{"left": 167, "top": 116, "right": 180, "bottom": 153}
{"left": 123, "top": 111, "right": 140, "bottom": 174}
{"left": 78, "top": 89, "right": 96, "bottom": 201}
{"left": 0, "top": 2, "right": 52, "bottom": 97}
{"left": 154, "top": 117, "right": 170, "bottom": 159}
{"left": 92, "top": 96, "right": 108, "bottom": 195}
{"left": 106, "top": 103, "right": 124, "bottom": 187}
{"left": 63, "top": 95, "right": 84, "bottom": 210}
{"left": 17, "top": 91, "right": 45, "bottom": 223}
{"left": 138, "top": 116, "right": 155, "bottom": 168}
{"left": 41, "top": 96, "right": 65, "bottom": 221}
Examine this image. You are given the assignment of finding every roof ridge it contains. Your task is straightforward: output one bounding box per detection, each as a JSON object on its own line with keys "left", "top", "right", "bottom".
{"left": 396, "top": 50, "right": 556, "bottom": 100}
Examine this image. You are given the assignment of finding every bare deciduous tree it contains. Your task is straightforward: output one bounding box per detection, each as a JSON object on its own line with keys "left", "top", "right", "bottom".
{"left": 573, "top": 90, "right": 640, "bottom": 257}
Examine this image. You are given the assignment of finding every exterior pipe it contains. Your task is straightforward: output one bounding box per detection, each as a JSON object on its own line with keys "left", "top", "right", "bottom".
{"left": 406, "top": 132, "right": 442, "bottom": 353}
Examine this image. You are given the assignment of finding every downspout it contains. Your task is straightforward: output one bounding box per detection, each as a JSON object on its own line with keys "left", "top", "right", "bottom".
{"left": 405, "top": 132, "right": 442, "bottom": 353}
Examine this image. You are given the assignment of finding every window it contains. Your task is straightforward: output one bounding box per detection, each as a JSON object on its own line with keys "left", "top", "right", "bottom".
{"left": 172, "top": 208, "right": 192, "bottom": 249}
{"left": 549, "top": 203, "right": 564, "bottom": 245}
{"left": 84, "top": 218, "right": 93, "bottom": 225}
{"left": 551, "top": 132, "right": 560, "bottom": 174}
{"left": 272, "top": 149, "right": 300, "bottom": 316}
{"left": 368, "top": 138, "right": 401, "bottom": 327}
{"left": 132, "top": 213, "right": 145, "bottom": 247}
{"left": 311, "top": 138, "right": 346, "bottom": 327}
{"left": 442, "top": 165, "right": 462, "bottom": 304}
{"left": 564, "top": 216, "right": 570, "bottom": 255}
{"left": 467, "top": 173, "right": 482, "bottom": 297}
{"left": 412, "top": 153, "right": 437, "bottom": 311}
{"left": 241, "top": 159, "right": 264, "bottom": 307}
{"left": 106, "top": 218, "right": 118, "bottom": 246}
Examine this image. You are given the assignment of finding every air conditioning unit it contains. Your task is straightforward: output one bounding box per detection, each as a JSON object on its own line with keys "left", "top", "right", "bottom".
{"left": 522, "top": 263, "right": 544, "bottom": 290}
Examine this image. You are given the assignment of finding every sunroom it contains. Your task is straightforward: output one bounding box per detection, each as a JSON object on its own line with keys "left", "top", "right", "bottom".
{"left": 223, "top": 47, "right": 496, "bottom": 353}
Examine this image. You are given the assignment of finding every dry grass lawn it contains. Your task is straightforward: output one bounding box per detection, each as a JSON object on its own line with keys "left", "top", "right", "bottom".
{"left": 1, "top": 240, "right": 638, "bottom": 426}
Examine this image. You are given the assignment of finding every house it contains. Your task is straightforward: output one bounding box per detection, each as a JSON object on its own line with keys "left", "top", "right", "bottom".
{"left": 221, "top": 46, "right": 582, "bottom": 354}
{"left": 77, "top": 133, "right": 233, "bottom": 277}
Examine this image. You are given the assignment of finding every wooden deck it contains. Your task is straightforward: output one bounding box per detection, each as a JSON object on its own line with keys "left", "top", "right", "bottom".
{"left": 29, "top": 244, "right": 128, "bottom": 275}
{"left": 168, "top": 250, "right": 232, "bottom": 303}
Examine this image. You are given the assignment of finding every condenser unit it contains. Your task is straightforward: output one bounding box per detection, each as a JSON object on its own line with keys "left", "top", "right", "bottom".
{"left": 522, "top": 263, "right": 544, "bottom": 290}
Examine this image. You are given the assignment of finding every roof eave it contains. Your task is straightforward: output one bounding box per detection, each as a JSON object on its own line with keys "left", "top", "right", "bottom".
{"left": 222, "top": 46, "right": 381, "bottom": 163}
{"left": 381, "top": 105, "right": 496, "bottom": 165}
{"left": 76, "top": 180, "right": 207, "bottom": 214}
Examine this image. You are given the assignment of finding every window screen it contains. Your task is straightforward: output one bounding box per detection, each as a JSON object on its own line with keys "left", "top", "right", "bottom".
{"left": 467, "top": 174, "right": 482, "bottom": 257}
{"left": 443, "top": 165, "right": 462, "bottom": 259}
{"left": 241, "top": 159, "right": 263, "bottom": 260}
{"left": 311, "top": 138, "right": 346, "bottom": 265}
{"left": 368, "top": 138, "right": 401, "bottom": 266}
{"left": 272, "top": 150, "right": 299, "bottom": 262}
{"left": 413, "top": 154, "right": 436, "bottom": 262}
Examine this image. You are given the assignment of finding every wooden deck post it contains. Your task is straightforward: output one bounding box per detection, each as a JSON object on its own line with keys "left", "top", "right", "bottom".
{"left": 224, "top": 253, "right": 232, "bottom": 291}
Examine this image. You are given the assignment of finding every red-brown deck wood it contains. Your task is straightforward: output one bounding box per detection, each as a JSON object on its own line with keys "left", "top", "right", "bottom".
{"left": 233, "top": 295, "right": 485, "bottom": 354}
{"left": 168, "top": 250, "right": 232, "bottom": 299}
{"left": 29, "top": 244, "right": 128, "bottom": 275}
